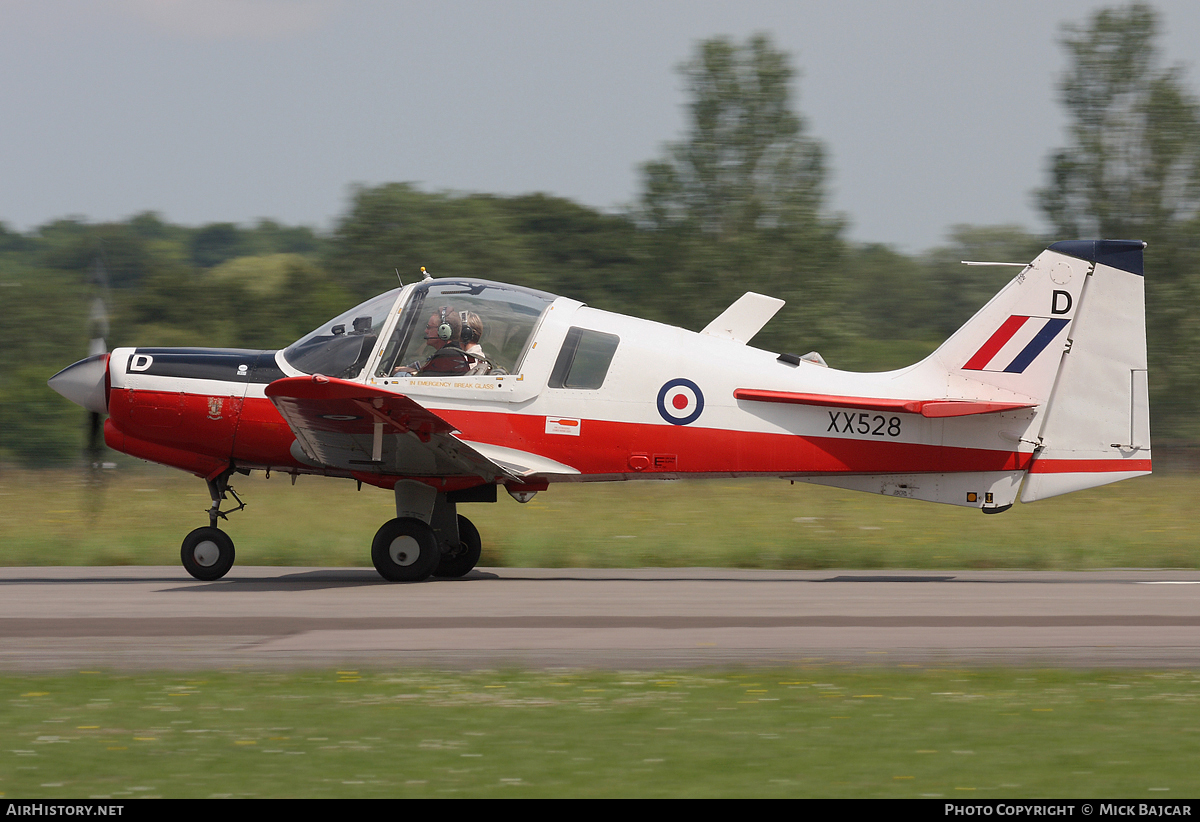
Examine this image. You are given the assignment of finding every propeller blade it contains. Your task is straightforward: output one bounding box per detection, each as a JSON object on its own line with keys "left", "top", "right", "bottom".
{"left": 88, "top": 295, "right": 109, "bottom": 357}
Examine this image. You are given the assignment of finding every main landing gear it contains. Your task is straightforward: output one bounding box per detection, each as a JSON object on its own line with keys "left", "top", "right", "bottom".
{"left": 178, "top": 472, "right": 484, "bottom": 583}
{"left": 370, "top": 481, "right": 483, "bottom": 582}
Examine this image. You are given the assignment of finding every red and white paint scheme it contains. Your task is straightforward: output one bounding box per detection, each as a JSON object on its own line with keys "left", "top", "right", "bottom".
{"left": 50, "top": 240, "right": 1152, "bottom": 582}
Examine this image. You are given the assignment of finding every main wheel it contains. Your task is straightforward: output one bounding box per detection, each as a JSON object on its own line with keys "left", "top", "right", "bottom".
{"left": 435, "top": 515, "right": 482, "bottom": 578}
{"left": 371, "top": 517, "right": 440, "bottom": 582}
{"left": 181, "top": 527, "right": 235, "bottom": 581}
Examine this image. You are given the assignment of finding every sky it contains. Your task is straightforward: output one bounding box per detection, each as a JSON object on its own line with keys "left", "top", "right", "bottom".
{"left": 3, "top": 0, "right": 1200, "bottom": 253}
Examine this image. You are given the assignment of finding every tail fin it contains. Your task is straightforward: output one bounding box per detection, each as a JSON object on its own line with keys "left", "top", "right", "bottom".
{"left": 923, "top": 243, "right": 1096, "bottom": 405}
{"left": 918, "top": 240, "right": 1151, "bottom": 500}
{"left": 1018, "top": 241, "right": 1151, "bottom": 500}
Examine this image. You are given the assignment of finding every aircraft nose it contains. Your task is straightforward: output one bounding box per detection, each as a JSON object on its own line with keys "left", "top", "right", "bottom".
{"left": 48, "top": 353, "right": 109, "bottom": 415}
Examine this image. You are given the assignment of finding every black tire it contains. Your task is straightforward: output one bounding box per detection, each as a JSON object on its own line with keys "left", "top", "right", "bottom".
{"left": 371, "top": 518, "right": 440, "bottom": 582}
{"left": 435, "top": 515, "right": 482, "bottom": 578}
{"left": 180, "top": 527, "right": 235, "bottom": 581}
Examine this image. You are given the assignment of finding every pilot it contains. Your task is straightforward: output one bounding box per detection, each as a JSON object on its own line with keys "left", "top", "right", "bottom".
{"left": 460, "top": 311, "right": 488, "bottom": 373}
{"left": 394, "top": 307, "right": 473, "bottom": 376}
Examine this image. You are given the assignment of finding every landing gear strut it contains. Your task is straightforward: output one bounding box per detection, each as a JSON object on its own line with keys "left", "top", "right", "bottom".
{"left": 180, "top": 470, "right": 243, "bottom": 581}
{"left": 435, "top": 515, "right": 482, "bottom": 578}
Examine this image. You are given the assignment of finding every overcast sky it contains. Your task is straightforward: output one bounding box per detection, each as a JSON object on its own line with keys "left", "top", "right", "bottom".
{"left": 3, "top": 0, "right": 1199, "bottom": 253}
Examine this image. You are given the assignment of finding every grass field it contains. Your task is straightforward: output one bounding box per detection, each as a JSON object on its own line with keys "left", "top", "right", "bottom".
{"left": 1, "top": 666, "right": 1198, "bottom": 798}
{"left": 0, "top": 466, "right": 1194, "bottom": 570}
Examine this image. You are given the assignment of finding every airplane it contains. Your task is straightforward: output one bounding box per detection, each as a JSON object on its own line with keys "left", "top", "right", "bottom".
{"left": 49, "top": 239, "right": 1152, "bottom": 582}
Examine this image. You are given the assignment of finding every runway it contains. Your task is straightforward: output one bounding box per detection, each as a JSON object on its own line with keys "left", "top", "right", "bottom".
{"left": 1, "top": 567, "right": 1198, "bottom": 671}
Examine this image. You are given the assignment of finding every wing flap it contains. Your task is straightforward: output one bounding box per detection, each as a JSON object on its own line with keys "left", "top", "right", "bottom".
{"left": 455, "top": 440, "right": 580, "bottom": 477}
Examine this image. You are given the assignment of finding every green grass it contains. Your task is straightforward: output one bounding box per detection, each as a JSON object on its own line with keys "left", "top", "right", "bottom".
{"left": 1, "top": 666, "right": 1197, "bottom": 798}
{"left": 0, "top": 467, "right": 1194, "bottom": 570}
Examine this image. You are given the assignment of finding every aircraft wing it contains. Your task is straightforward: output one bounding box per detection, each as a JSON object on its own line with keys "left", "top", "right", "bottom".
{"left": 733, "top": 389, "right": 1037, "bottom": 418}
{"left": 264, "top": 375, "right": 571, "bottom": 483}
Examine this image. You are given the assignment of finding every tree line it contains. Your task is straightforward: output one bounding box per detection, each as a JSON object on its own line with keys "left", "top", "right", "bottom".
{"left": 4, "top": 3, "right": 1198, "bottom": 466}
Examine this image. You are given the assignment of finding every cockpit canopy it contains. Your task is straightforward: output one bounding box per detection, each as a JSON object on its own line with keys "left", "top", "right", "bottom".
{"left": 283, "top": 288, "right": 402, "bottom": 379}
{"left": 282, "top": 280, "right": 558, "bottom": 380}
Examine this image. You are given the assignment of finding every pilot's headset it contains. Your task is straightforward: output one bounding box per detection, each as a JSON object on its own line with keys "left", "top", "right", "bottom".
{"left": 437, "top": 307, "right": 454, "bottom": 342}
{"left": 459, "top": 311, "right": 477, "bottom": 344}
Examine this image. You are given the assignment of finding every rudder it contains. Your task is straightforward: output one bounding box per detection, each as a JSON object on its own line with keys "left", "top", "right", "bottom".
{"left": 1019, "top": 240, "right": 1152, "bottom": 501}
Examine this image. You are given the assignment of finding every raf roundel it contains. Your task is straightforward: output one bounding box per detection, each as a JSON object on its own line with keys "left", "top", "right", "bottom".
{"left": 657, "top": 378, "right": 704, "bottom": 425}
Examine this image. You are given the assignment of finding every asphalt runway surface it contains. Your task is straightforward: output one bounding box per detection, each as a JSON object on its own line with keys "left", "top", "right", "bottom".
{"left": 1, "top": 567, "right": 1198, "bottom": 671}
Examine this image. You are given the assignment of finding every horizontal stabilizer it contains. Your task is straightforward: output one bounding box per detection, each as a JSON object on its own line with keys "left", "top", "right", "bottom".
{"left": 733, "top": 389, "right": 1036, "bottom": 418}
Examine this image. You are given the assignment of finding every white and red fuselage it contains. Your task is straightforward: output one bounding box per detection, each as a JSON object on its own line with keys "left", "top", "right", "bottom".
{"left": 84, "top": 240, "right": 1150, "bottom": 513}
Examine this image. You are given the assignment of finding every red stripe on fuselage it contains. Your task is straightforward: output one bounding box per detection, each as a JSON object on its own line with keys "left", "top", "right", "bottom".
{"left": 1029, "top": 458, "right": 1152, "bottom": 473}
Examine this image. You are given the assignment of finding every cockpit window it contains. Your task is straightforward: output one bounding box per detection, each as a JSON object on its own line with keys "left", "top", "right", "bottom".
{"left": 283, "top": 289, "right": 401, "bottom": 378}
{"left": 379, "top": 280, "right": 557, "bottom": 378}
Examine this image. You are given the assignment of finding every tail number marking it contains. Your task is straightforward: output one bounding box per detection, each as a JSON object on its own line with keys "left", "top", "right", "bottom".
{"left": 827, "top": 411, "right": 902, "bottom": 437}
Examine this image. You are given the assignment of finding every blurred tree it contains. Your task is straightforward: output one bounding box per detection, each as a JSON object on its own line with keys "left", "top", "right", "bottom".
{"left": 0, "top": 222, "right": 33, "bottom": 253}
{"left": 190, "top": 222, "right": 250, "bottom": 269}
{"left": 843, "top": 243, "right": 934, "bottom": 342}
{"left": 0, "top": 259, "right": 91, "bottom": 466}
{"left": 247, "top": 219, "right": 323, "bottom": 256}
{"left": 127, "top": 211, "right": 185, "bottom": 243}
{"left": 494, "top": 194, "right": 646, "bottom": 316}
{"left": 921, "top": 225, "right": 1049, "bottom": 337}
{"left": 1039, "top": 3, "right": 1200, "bottom": 439}
{"left": 327, "top": 183, "right": 541, "bottom": 297}
{"left": 34, "top": 220, "right": 159, "bottom": 289}
{"left": 638, "top": 34, "right": 845, "bottom": 349}
{"left": 207, "top": 254, "right": 350, "bottom": 349}
{"left": 1039, "top": 3, "right": 1200, "bottom": 241}
{"left": 641, "top": 34, "right": 830, "bottom": 240}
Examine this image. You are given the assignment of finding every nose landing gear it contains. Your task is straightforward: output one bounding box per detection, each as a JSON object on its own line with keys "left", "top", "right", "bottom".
{"left": 180, "top": 469, "right": 244, "bottom": 582}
